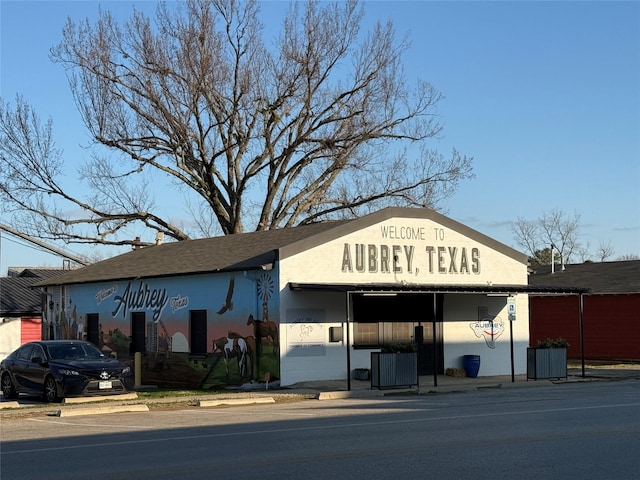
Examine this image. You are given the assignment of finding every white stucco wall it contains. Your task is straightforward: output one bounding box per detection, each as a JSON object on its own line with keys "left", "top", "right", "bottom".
{"left": 441, "top": 294, "right": 529, "bottom": 376}
{"left": 0, "top": 317, "right": 22, "bottom": 362}
{"left": 277, "top": 214, "right": 529, "bottom": 385}
{"left": 278, "top": 289, "right": 374, "bottom": 385}
{"left": 282, "top": 217, "right": 527, "bottom": 286}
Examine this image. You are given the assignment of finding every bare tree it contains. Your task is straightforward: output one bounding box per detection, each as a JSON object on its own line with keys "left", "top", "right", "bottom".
{"left": 511, "top": 217, "right": 539, "bottom": 262}
{"left": 511, "top": 208, "right": 581, "bottom": 265}
{"left": 595, "top": 240, "right": 615, "bottom": 262}
{"left": 575, "top": 240, "right": 591, "bottom": 262}
{"left": 0, "top": 0, "right": 472, "bottom": 247}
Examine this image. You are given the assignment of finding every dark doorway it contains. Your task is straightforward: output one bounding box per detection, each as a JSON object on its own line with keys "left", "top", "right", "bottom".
{"left": 190, "top": 310, "right": 207, "bottom": 355}
{"left": 86, "top": 313, "right": 99, "bottom": 346}
{"left": 130, "top": 312, "right": 146, "bottom": 354}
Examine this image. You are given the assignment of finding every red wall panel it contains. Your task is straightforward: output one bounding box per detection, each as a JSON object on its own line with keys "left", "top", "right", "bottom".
{"left": 20, "top": 317, "right": 42, "bottom": 343}
{"left": 530, "top": 294, "right": 640, "bottom": 360}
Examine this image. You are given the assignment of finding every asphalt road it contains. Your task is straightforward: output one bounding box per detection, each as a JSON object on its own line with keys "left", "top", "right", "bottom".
{"left": 1, "top": 380, "right": 639, "bottom": 480}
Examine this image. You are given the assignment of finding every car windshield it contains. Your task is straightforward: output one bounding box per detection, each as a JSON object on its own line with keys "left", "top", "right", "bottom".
{"left": 46, "top": 343, "right": 104, "bottom": 360}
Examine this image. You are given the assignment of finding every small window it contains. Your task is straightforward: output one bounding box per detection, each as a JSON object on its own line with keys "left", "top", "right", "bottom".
{"left": 354, "top": 323, "right": 379, "bottom": 346}
{"left": 329, "top": 326, "right": 343, "bottom": 343}
{"left": 190, "top": 310, "right": 207, "bottom": 355}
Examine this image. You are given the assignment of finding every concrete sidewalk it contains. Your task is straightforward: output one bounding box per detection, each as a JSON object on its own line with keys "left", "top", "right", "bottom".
{"left": 284, "top": 364, "right": 640, "bottom": 398}
{"left": 1, "top": 365, "right": 638, "bottom": 417}
{"left": 292, "top": 373, "right": 549, "bottom": 398}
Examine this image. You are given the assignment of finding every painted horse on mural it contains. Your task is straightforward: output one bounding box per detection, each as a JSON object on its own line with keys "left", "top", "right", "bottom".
{"left": 212, "top": 333, "right": 251, "bottom": 378}
{"left": 246, "top": 314, "right": 278, "bottom": 354}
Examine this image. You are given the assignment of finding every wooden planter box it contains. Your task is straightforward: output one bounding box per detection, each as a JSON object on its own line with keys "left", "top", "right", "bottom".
{"left": 527, "top": 348, "right": 567, "bottom": 380}
{"left": 371, "top": 352, "right": 418, "bottom": 389}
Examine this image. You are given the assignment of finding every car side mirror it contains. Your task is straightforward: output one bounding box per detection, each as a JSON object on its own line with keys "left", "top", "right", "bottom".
{"left": 31, "top": 356, "right": 44, "bottom": 365}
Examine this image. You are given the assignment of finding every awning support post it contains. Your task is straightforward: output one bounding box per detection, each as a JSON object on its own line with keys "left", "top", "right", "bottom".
{"left": 346, "top": 291, "right": 352, "bottom": 391}
{"left": 579, "top": 293, "right": 585, "bottom": 378}
{"left": 432, "top": 292, "right": 438, "bottom": 387}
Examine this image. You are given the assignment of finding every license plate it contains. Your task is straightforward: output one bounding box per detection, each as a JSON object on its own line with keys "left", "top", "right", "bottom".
{"left": 98, "top": 381, "right": 113, "bottom": 389}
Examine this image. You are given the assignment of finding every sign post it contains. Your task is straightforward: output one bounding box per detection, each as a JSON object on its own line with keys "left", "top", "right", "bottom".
{"left": 507, "top": 296, "right": 516, "bottom": 382}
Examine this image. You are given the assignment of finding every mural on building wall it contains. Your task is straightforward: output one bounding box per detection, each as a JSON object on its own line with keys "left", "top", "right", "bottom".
{"left": 54, "top": 270, "right": 280, "bottom": 390}
{"left": 470, "top": 315, "right": 505, "bottom": 349}
{"left": 42, "top": 306, "right": 85, "bottom": 342}
{"left": 285, "top": 309, "right": 327, "bottom": 357}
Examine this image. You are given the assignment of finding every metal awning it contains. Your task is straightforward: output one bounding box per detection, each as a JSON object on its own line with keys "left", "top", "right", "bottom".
{"left": 289, "top": 282, "right": 589, "bottom": 295}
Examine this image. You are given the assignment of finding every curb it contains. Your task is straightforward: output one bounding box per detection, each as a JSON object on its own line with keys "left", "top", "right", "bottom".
{"left": 63, "top": 393, "right": 139, "bottom": 404}
{"left": 197, "top": 397, "right": 276, "bottom": 407}
{"left": 0, "top": 401, "right": 21, "bottom": 409}
{"left": 318, "top": 390, "right": 385, "bottom": 400}
{"left": 57, "top": 404, "right": 150, "bottom": 417}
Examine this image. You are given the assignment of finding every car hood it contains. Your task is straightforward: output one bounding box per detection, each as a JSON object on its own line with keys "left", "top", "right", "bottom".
{"left": 49, "top": 358, "right": 126, "bottom": 371}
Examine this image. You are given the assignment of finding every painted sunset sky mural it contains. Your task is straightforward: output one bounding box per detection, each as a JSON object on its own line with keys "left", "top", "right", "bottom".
{"left": 53, "top": 269, "right": 279, "bottom": 389}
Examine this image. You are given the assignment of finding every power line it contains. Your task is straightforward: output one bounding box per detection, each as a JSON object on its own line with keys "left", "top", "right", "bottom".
{"left": 0, "top": 223, "right": 88, "bottom": 266}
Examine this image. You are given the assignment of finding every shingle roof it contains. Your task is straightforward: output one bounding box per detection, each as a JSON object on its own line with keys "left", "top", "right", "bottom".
{"left": 1, "top": 268, "right": 72, "bottom": 315}
{"left": 35, "top": 220, "right": 349, "bottom": 286}
{"left": 528, "top": 260, "right": 640, "bottom": 294}
{"left": 17, "top": 268, "right": 69, "bottom": 279}
{"left": 34, "top": 207, "right": 528, "bottom": 287}
{"left": 0, "top": 277, "right": 44, "bottom": 316}
{"left": 1, "top": 269, "right": 69, "bottom": 315}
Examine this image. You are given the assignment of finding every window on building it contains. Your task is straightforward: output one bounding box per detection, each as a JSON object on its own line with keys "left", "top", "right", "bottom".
{"left": 354, "top": 321, "right": 418, "bottom": 347}
{"left": 354, "top": 323, "right": 379, "bottom": 346}
{"left": 190, "top": 310, "right": 207, "bottom": 355}
{"left": 131, "top": 312, "right": 146, "bottom": 354}
{"left": 86, "top": 313, "right": 99, "bottom": 346}
{"left": 353, "top": 321, "right": 434, "bottom": 348}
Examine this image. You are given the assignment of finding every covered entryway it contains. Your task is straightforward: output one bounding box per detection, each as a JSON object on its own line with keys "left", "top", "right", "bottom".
{"left": 350, "top": 292, "right": 444, "bottom": 375}
{"left": 289, "top": 283, "right": 589, "bottom": 390}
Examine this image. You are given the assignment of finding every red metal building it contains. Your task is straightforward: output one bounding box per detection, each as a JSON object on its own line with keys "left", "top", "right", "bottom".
{"left": 529, "top": 260, "right": 640, "bottom": 361}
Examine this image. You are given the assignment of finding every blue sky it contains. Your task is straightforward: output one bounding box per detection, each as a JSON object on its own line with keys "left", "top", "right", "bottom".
{"left": 1, "top": 0, "right": 639, "bottom": 274}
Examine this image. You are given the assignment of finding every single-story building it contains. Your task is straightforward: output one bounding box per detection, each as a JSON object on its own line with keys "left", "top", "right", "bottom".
{"left": 529, "top": 260, "right": 640, "bottom": 361}
{"left": 0, "top": 268, "right": 67, "bottom": 361}
{"left": 34, "top": 207, "right": 583, "bottom": 389}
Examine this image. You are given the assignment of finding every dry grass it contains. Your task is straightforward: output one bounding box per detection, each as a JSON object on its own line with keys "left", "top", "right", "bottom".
{"left": 445, "top": 367, "right": 467, "bottom": 378}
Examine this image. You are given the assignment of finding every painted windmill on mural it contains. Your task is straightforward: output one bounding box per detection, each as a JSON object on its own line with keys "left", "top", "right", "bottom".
{"left": 247, "top": 273, "right": 278, "bottom": 355}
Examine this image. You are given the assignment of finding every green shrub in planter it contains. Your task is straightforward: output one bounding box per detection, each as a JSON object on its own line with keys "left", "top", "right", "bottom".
{"left": 535, "top": 337, "right": 569, "bottom": 349}
{"left": 381, "top": 342, "right": 417, "bottom": 353}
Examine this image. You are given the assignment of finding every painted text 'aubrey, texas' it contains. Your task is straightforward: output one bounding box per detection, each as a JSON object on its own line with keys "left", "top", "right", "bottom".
{"left": 341, "top": 244, "right": 480, "bottom": 275}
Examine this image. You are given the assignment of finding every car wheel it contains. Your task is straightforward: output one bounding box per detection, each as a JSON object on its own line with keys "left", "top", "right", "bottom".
{"left": 1, "top": 373, "right": 17, "bottom": 399}
{"left": 43, "top": 376, "right": 60, "bottom": 403}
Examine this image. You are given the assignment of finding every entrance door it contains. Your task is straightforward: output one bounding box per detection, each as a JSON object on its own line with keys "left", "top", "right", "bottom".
{"left": 190, "top": 310, "right": 207, "bottom": 355}
{"left": 130, "top": 312, "right": 146, "bottom": 354}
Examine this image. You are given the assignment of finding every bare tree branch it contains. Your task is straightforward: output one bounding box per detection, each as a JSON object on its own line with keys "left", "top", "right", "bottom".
{"left": 511, "top": 208, "right": 581, "bottom": 265}
{"left": 596, "top": 239, "right": 615, "bottom": 262}
{"left": 1, "top": 0, "right": 473, "bottom": 249}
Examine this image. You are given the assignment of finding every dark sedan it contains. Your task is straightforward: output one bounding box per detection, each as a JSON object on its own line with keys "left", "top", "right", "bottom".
{"left": 1, "top": 340, "right": 133, "bottom": 402}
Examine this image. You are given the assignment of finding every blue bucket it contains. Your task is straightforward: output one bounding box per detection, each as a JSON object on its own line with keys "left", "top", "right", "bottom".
{"left": 463, "top": 355, "right": 481, "bottom": 378}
